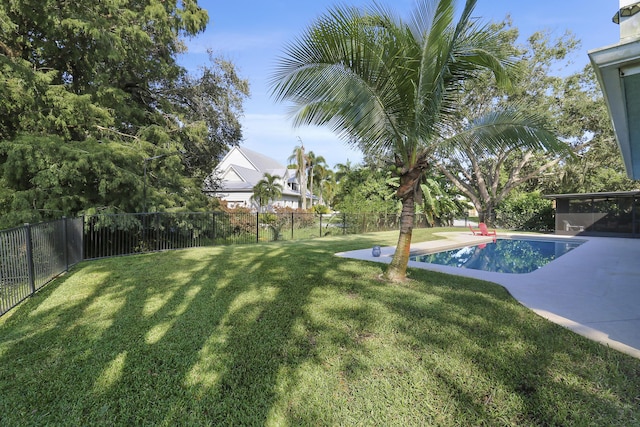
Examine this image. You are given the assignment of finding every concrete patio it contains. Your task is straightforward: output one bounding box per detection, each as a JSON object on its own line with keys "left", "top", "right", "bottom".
{"left": 337, "top": 232, "right": 640, "bottom": 359}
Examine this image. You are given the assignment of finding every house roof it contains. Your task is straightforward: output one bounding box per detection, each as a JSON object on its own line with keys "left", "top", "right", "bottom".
{"left": 226, "top": 165, "right": 264, "bottom": 184}
{"left": 209, "top": 146, "right": 301, "bottom": 197}
{"left": 544, "top": 190, "right": 640, "bottom": 199}
{"left": 236, "top": 146, "right": 286, "bottom": 172}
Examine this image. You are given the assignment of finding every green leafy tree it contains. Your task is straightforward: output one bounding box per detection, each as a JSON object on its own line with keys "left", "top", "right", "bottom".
{"left": 436, "top": 25, "right": 578, "bottom": 225}
{"left": 418, "top": 176, "right": 466, "bottom": 227}
{"left": 157, "top": 52, "right": 249, "bottom": 179}
{"left": 436, "top": 108, "right": 564, "bottom": 225}
{"left": 541, "top": 66, "right": 637, "bottom": 194}
{"left": 305, "top": 151, "right": 326, "bottom": 208}
{"left": 334, "top": 161, "right": 357, "bottom": 184}
{"left": 333, "top": 166, "right": 397, "bottom": 214}
{"left": 313, "top": 162, "right": 333, "bottom": 207}
{"left": 271, "top": 0, "right": 562, "bottom": 281}
{"left": 0, "top": 0, "right": 248, "bottom": 227}
{"left": 495, "top": 191, "right": 554, "bottom": 231}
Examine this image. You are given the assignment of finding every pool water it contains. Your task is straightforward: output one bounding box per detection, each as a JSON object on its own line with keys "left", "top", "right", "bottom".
{"left": 409, "top": 238, "right": 584, "bottom": 274}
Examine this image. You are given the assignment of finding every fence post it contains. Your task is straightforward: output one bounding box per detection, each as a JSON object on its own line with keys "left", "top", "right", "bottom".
{"left": 343, "top": 213, "right": 346, "bottom": 235}
{"left": 80, "top": 215, "right": 85, "bottom": 262}
{"left": 24, "top": 223, "right": 36, "bottom": 295}
{"left": 291, "top": 212, "right": 294, "bottom": 240}
{"left": 256, "top": 212, "right": 260, "bottom": 243}
{"left": 154, "top": 213, "right": 160, "bottom": 251}
{"left": 62, "top": 216, "right": 69, "bottom": 272}
{"left": 142, "top": 213, "right": 148, "bottom": 253}
{"left": 212, "top": 212, "right": 216, "bottom": 245}
{"left": 319, "top": 213, "right": 322, "bottom": 238}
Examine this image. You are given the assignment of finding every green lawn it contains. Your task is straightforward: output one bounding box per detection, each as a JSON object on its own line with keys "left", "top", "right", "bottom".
{"left": 1, "top": 229, "right": 639, "bottom": 426}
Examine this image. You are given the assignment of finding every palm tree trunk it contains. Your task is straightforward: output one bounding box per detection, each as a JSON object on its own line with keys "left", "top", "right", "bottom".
{"left": 384, "top": 156, "right": 428, "bottom": 281}
{"left": 385, "top": 192, "right": 415, "bottom": 282}
{"left": 308, "top": 166, "right": 314, "bottom": 208}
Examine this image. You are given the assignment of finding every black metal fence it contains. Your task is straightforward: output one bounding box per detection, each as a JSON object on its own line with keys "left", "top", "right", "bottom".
{"left": 1, "top": 211, "right": 430, "bottom": 316}
{"left": 84, "top": 211, "right": 426, "bottom": 259}
{"left": 0, "top": 217, "right": 83, "bottom": 316}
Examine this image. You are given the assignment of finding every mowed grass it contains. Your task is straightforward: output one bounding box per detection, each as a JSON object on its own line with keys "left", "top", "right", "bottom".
{"left": 1, "top": 229, "right": 639, "bottom": 426}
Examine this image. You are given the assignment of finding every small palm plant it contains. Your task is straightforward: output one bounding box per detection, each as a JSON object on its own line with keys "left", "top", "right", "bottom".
{"left": 251, "top": 173, "right": 283, "bottom": 213}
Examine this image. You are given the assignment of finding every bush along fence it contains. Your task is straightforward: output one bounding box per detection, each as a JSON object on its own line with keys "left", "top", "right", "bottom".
{"left": 0, "top": 211, "right": 429, "bottom": 317}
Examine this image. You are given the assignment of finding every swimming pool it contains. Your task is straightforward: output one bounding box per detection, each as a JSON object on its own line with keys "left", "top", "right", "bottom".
{"left": 409, "top": 238, "right": 584, "bottom": 274}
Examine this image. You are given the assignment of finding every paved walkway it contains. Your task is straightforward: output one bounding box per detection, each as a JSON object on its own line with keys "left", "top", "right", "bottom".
{"left": 337, "top": 232, "right": 640, "bottom": 359}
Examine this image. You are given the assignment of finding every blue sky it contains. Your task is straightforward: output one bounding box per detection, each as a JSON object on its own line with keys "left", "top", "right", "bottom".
{"left": 180, "top": 0, "right": 622, "bottom": 168}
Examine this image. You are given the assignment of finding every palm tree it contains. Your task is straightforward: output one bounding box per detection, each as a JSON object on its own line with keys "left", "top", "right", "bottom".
{"left": 334, "top": 161, "right": 355, "bottom": 184}
{"left": 305, "top": 151, "right": 326, "bottom": 208}
{"left": 251, "top": 183, "right": 268, "bottom": 211}
{"left": 313, "top": 162, "right": 333, "bottom": 207}
{"left": 271, "top": 0, "right": 563, "bottom": 281}
{"left": 251, "top": 173, "right": 283, "bottom": 212}
{"left": 288, "top": 143, "right": 307, "bottom": 210}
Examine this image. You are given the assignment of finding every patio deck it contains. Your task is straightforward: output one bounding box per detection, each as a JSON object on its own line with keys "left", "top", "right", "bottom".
{"left": 337, "top": 232, "right": 640, "bottom": 359}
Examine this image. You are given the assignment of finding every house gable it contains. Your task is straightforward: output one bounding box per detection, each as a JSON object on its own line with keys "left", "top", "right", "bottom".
{"left": 206, "top": 146, "right": 303, "bottom": 210}
{"left": 219, "top": 147, "right": 256, "bottom": 172}
{"left": 222, "top": 167, "right": 243, "bottom": 182}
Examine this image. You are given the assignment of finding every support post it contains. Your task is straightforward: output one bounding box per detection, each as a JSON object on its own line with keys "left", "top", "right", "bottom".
{"left": 62, "top": 217, "right": 69, "bottom": 272}
{"left": 155, "top": 213, "right": 161, "bottom": 251}
{"left": 343, "top": 213, "right": 346, "bottom": 235}
{"left": 24, "top": 223, "right": 36, "bottom": 295}
{"left": 212, "top": 212, "right": 217, "bottom": 244}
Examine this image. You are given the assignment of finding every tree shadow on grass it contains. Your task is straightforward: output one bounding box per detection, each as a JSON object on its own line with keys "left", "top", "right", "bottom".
{"left": 0, "top": 235, "right": 381, "bottom": 425}
{"left": 2, "top": 232, "right": 637, "bottom": 425}
{"left": 372, "top": 269, "right": 640, "bottom": 425}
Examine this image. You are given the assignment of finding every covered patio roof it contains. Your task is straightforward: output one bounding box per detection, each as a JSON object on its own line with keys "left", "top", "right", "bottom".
{"left": 544, "top": 190, "right": 640, "bottom": 199}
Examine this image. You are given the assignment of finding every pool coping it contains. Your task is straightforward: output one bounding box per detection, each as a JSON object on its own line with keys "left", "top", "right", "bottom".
{"left": 336, "top": 231, "right": 640, "bottom": 359}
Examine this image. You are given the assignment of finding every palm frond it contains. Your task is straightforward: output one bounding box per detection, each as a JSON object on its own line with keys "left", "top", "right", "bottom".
{"left": 271, "top": 4, "right": 409, "bottom": 152}
{"left": 439, "top": 107, "right": 570, "bottom": 160}
{"left": 415, "top": 0, "right": 456, "bottom": 130}
{"left": 271, "top": 0, "right": 537, "bottom": 172}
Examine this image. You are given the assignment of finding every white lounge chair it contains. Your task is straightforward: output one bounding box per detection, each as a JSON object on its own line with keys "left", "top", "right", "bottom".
{"left": 563, "top": 220, "right": 584, "bottom": 232}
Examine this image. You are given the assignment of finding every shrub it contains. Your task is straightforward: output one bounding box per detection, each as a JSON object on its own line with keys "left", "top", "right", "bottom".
{"left": 313, "top": 204, "right": 331, "bottom": 214}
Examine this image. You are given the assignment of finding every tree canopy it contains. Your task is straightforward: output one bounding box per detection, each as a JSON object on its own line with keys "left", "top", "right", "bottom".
{"left": 437, "top": 22, "right": 636, "bottom": 225}
{"left": 0, "top": 0, "right": 249, "bottom": 228}
{"left": 434, "top": 24, "right": 576, "bottom": 224}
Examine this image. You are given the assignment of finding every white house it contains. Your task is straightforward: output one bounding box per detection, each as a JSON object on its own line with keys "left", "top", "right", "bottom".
{"left": 205, "top": 146, "right": 303, "bottom": 210}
